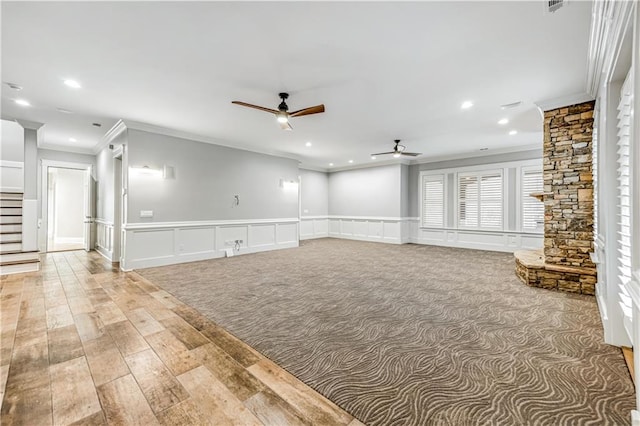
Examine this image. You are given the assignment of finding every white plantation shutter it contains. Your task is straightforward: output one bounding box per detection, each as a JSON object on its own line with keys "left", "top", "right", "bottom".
{"left": 458, "top": 171, "right": 503, "bottom": 230}
{"left": 421, "top": 174, "right": 445, "bottom": 228}
{"left": 522, "top": 169, "right": 544, "bottom": 232}
{"left": 617, "top": 70, "right": 633, "bottom": 338}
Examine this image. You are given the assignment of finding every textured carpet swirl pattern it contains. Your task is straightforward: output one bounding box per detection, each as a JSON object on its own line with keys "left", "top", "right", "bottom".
{"left": 139, "top": 239, "right": 635, "bottom": 425}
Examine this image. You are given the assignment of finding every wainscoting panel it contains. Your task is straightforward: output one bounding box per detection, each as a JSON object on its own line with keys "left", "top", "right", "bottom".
{"left": 121, "top": 218, "right": 299, "bottom": 270}
{"left": 276, "top": 223, "right": 298, "bottom": 244}
{"left": 176, "top": 227, "right": 215, "bottom": 256}
{"left": 249, "top": 224, "right": 276, "bottom": 248}
{"left": 216, "top": 226, "right": 249, "bottom": 253}
{"left": 96, "top": 220, "right": 114, "bottom": 261}
{"left": 129, "top": 229, "right": 175, "bottom": 262}
{"left": 324, "top": 216, "right": 412, "bottom": 244}
{"left": 411, "top": 220, "right": 543, "bottom": 253}
{"left": 300, "top": 217, "right": 329, "bottom": 240}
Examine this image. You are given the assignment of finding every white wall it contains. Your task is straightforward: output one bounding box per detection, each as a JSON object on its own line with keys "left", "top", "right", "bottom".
{"left": 328, "top": 164, "right": 402, "bottom": 217}
{"left": 126, "top": 129, "right": 299, "bottom": 222}
{"left": 300, "top": 169, "right": 328, "bottom": 216}
{"left": 1, "top": 119, "right": 24, "bottom": 162}
{"left": 51, "top": 168, "right": 85, "bottom": 242}
{"left": 1, "top": 120, "right": 25, "bottom": 192}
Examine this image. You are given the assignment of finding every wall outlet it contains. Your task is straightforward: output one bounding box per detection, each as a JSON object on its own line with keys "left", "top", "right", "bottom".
{"left": 235, "top": 239, "right": 243, "bottom": 245}
{"left": 140, "top": 210, "right": 153, "bottom": 218}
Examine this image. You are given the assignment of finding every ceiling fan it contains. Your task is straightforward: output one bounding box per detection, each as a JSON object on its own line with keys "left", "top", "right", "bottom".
{"left": 232, "top": 93, "right": 325, "bottom": 130}
{"left": 372, "top": 140, "right": 421, "bottom": 158}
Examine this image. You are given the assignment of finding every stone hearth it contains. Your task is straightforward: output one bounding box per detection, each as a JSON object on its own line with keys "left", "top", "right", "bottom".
{"left": 515, "top": 100, "right": 597, "bottom": 296}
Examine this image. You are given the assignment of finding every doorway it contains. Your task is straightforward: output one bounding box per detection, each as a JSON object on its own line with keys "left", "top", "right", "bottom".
{"left": 41, "top": 160, "right": 95, "bottom": 253}
{"left": 46, "top": 167, "right": 87, "bottom": 252}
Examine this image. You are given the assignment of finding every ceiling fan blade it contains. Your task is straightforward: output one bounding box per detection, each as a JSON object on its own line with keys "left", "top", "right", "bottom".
{"left": 401, "top": 152, "right": 421, "bottom": 156}
{"left": 232, "top": 101, "right": 279, "bottom": 114}
{"left": 289, "top": 104, "right": 325, "bottom": 117}
{"left": 371, "top": 151, "right": 396, "bottom": 156}
{"left": 280, "top": 121, "right": 293, "bottom": 131}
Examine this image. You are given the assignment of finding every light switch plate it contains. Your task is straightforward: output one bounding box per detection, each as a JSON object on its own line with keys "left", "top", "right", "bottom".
{"left": 140, "top": 210, "right": 153, "bottom": 218}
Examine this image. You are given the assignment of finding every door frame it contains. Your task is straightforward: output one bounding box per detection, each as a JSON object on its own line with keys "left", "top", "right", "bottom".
{"left": 40, "top": 159, "right": 93, "bottom": 253}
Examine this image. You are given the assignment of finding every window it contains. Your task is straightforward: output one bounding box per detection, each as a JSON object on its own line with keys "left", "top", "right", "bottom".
{"left": 521, "top": 168, "right": 544, "bottom": 232}
{"left": 421, "top": 174, "right": 445, "bottom": 228}
{"left": 458, "top": 171, "right": 503, "bottom": 230}
{"left": 617, "top": 69, "right": 633, "bottom": 336}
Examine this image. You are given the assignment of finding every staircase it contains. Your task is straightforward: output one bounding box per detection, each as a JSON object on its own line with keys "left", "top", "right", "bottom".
{"left": 0, "top": 192, "right": 39, "bottom": 275}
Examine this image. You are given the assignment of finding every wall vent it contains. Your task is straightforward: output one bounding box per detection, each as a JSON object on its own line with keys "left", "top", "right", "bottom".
{"left": 545, "top": 0, "right": 567, "bottom": 14}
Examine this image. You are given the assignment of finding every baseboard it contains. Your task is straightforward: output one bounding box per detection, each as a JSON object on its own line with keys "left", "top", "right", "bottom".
{"left": 96, "top": 245, "right": 113, "bottom": 262}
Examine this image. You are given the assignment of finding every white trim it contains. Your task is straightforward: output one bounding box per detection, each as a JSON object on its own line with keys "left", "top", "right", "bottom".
{"left": 120, "top": 218, "right": 299, "bottom": 270}
{"left": 0, "top": 160, "right": 23, "bottom": 169}
{"left": 37, "top": 143, "right": 95, "bottom": 156}
{"left": 112, "top": 119, "right": 301, "bottom": 163}
{"left": 327, "top": 215, "right": 417, "bottom": 221}
{"left": 417, "top": 158, "right": 541, "bottom": 176}
{"left": 410, "top": 145, "right": 541, "bottom": 166}
{"left": 123, "top": 217, "right": 299, "bottom": 230}
{"left": 586, "top": 0, "right": 636, "bottom": 97}
{"left": 534, "top": 92, "right": 594, "bottom": 112}
{"left": 94, "top": 119, "right": 127, "bottom": 154}
{"left": 40, "top": 160, "right": 93, "bottom": 253}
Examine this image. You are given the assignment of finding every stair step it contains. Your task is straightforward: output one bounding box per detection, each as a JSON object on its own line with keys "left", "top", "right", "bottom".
{"left": 0, "top": 233, "right": 22, "bottom": 243}
{"left": 0, "top": 192, "right": 23, "bottom": 201}
{"left": 0, "top": 217, "right": 22, "bottom": 225}
{"left": 0, "top": 251, "right": 39, "bottom": 263}
{"left": 0, "top": 224, "right": 22, "bottom": 233}
{"left": 0, "top": 243, "right": 22, "bottom": 253}
{"left": 0, "top": 259, "right": 40, "bottom": 275}
{"left": 0, "top": 208, "right": 22, "bottom": 215}
{"left": 0, "top": 200, "right": 22, "bottom": 208}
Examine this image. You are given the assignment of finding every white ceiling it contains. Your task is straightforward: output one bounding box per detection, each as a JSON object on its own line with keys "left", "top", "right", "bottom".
{"left": 1, "top": 1, "right": 593, "bottom": 169}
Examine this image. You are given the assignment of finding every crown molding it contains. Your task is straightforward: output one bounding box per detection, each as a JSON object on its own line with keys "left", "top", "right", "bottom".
{"left": 329, "top": 158, "right": 410, "bottom": 173}
{"left": 586, "top": 0, "right": 635, "bottom": 97}
{"left": 38, "top": 143, "right": 95, "bottom": 156}
{"left": 93, "top": 119, "right": 127, "bottom": 154}
{"left": 114, "top": 119, "right": 303, "bottom": 163}
{"left": 410, "top": 143, "right": 541, "bottom": 166}
{"left": 298, "top": 165, "right": 329, "bottom": 173}
{"left": 14, "top": 119, "right": 44, "bottom": 131}
{"left": 534, "top": 92, "right": 594, "bottom": 112}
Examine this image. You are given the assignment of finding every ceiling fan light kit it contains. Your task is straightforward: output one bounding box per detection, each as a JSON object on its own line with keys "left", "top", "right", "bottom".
{"left": 372, "top": 139, "right": 422, "bottom": 158}
{"left": 232, "top": 92, "right": 325, "bottom": 131}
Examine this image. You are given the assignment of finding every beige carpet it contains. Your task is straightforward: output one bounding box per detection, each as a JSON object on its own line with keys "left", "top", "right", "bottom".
{"left": 139, "top": 238, "right": 635, "bottom": 425}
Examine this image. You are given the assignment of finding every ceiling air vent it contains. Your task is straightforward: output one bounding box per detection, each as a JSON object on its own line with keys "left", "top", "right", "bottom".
{"left": 545, "top": 0, "right": 567, "bottom": 14}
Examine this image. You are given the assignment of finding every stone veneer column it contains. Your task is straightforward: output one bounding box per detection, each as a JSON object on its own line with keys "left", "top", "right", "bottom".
{"left": 543, "top": 101, "right": 595, "bottom": 267}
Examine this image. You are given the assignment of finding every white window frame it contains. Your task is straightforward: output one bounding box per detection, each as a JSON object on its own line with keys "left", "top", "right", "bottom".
{"left": 418, "top": 159, "right": 542, "bottom": 233}
{"left": 419, "top": 173, "right": 447, "bottom": 229}
{"left": 520, "top": 165, "right": 544, "bottom": 234}
{"left": 456, "top": 169, "right": 504, "bottom": 231}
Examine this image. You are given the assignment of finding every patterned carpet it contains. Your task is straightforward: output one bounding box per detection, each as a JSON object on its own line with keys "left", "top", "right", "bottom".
{"left": 138, "top": 239, "right": 635, "bottom": 425}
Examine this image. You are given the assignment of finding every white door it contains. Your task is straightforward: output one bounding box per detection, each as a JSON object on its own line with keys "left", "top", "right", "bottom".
{"left": 84, "top": 170, "right": 96, "bottom": 252}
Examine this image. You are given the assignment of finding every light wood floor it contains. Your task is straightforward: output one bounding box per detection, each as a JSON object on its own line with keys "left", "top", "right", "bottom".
{"left": 0, "top": 250, "right": 363, "bottom": 425}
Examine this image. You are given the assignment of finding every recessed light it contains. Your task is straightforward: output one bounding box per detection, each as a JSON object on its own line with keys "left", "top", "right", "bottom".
{"left": 64, "top": 79, "right": 81, "bottom": 89}
{"left": 57, "top": 107, "right": 73, "bottom": 114}
{"left": 348, "top": 160, "right": 354, "bottom": 164}
{"left": 329, "top": 163, "right": 334, "bottom": 166}
{"left": 92, "top": 123, "right": 102, "bottom": 127}
{"left": 498, "top": 118, "right": 509, "bottom": 125}
{"left": 509, "top": 130, "right": 518, "bottom": 135}
{"left": 15, "top": 99, "right": 30, "bottom": 107}
{"left": 305, "top": 142, "right": 312, "bottom": 147}
{"left": 461, "top": 101, "right": 473, "bottom": 109}
{"left": 69, "top": 138, "right": 77, "bottom": 142}
{"left": 480, "top": 148, "right": 489, "bottom": 151}
{"left": 371, "top": 156, "right": 377, "bottom": 160}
